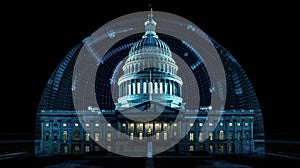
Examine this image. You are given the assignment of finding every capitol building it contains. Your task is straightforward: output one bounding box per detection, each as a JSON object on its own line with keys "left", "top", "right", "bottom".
{"left": 35, "top": 11, "right": 265, "bottom": 157}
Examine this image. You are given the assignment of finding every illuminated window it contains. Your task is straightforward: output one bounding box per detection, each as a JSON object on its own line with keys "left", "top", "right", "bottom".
{"left": 219, "top": 145, "right": 225, "bottom": 153}
{"left": 107, "top": 123, "right": 111, "bottom": 127}
{"left": 209, "top": 144, "right": 214, "bottom": 152}
{"left": 199, "top": 132, "right": 204, "bottom": 141}
{"left": 209, "top": 122, "right": 213, "bottom": 127}
{"left": 219, "top": 130, "right": 225, "bottom": 140}
{"left": 63, "top": 146, "right": 68, "bottom": 154}
{"left": 139, "top": 132, "right": 143, "bottom": 140}
{"left": 130, "top": 132, "right": 134, "bottom": 140}
{"left": 189, "top": 132, "right": 194, "bottom": 141}
{"left": 85, "top": 123, "right": 89, "bottom": 127}
{"left": 95, "top": 133, "right": 100, "bottom": 142}
{"left": 199, "top": 144, "right": 204, "bottom": 151}
{"left": 74, "top": 123, "right": 79, "bottom": 127}
{"left": 173, "top": 123, "right": 177, "bottom": 127}
{"left": 94, "top": 145, "right": 100, "bottom": 151}
{"left": 244, "top": 122, "right": 249, "bottom": 127}
{"left": 164, "top": 123, "right": 168, "bottom": 128}
{"left": 164, "top": 132, "right": 167, "bottom": 140}
{"left": 189, "top": 123, "right": 194, "bottom": 127}
{"left": 73, "top": 130, "right": 80, "bottom": 141}
{"left": 130, "top": 123, "right": 134, "bottom": 127}
{"left": 74, "top": 145, "right": 80, "bottom": 153}
{"left": 173, "top": 131, "right": 177, "bottom": 137}
{"left": 209, "top": 133, "right": 213, "bottom": 141}
{"left": 62, "top": 131, "right": 68, "bottom": 141}
{"left": 199, "top": 123, "right": 203, "bottom": 127}
{"left": 237, "top": 123, "right": 241, "bottom": 127}
{"left": 45, "top": 123, "right": 49, "bottom": 127}
{"left": 156, "top": 132, "right": 160, "bottom": 140}
{"left": 85, "top": 133, "right": 90, "bottom": 141}
{"left": 62, "top": 123, "right": 67, "bottom": 127}
{"left": 229, "top": 122, "right": 233, "bottom": 127}
{"left": 107, "top": 132, "right": 112, "bottom": 141}
{"left": 85, "top": 145, "right": 90, "bottom": 152}
{"left": 189, "top": 145, "right": 194, "bottom": 152}
{"left": 219, "top": 122, "right": 224, "bottom": 126}
{"left": 228, "top": 144, "right": 233, "bottom": 153}
{"left": 107, "top": 146, "right": 111, "bottom": 152}
{"left": 122, "top": 123, "right": 126, "bottom": 127}
{"left": 95, "top": 123, "right": 99, "bottom": 127}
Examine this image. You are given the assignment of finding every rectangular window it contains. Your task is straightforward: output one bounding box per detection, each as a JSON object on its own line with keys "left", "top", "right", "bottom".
{"left": 130, "top": 132, "right": 134, "bottom": 140}
{"left": 245, "top": 122, "right": 249, "bottom": 127}
{"left": 189, "top": 132, "right": 194, "bottom": 141}
{"left": 107, "top": 146, "right": 111, "bottom": 152}
{"left": 107, "top": 132, "right": 112, "bottom": 141}
{"left": 164, "top": 132, "right": 167, "bottom": 140}
{"left": 199, "top": 132, "right": 204, "bottom": 141}
{"left": 156, "top": 132, "right": 160, "bottom": 140}
{"left": 85, "top": 145, "right": 90, "bottom": 153}
{"left": 139, "top": 132, "right": 143, "bottom": 140}
{"left": 237, "top": 123, "right": 241, "bottom": 127}
{"left": 165, "top": 83, "right": 168, "bottom": 94}
{"left": 94, "top": 145, "right": 100, "bottom": 151}
{"left": 199, "top": 123, "right": 203, "bottom": 127}
{"left": 85, "top": 133, "right": 90, "bottom": 141}
{"left": 107, "top": 123, "right": 111, "bottom": 127}
{"left": 170, "top": 83, "right": 172, "bottom": 95}
{"left": 159, "top": 82, "right": 163, "bottom": 94}
{"left": 149, "top": 82, "right": 153, "bottom": 94}
{"left": 64, "top": 146, "right": 68, "bottom": 154}
{"left": 45, "top": 123, "right": 49, "bottom": 127}
{"left": 95, "top": 133, "right": 100, "bottom": 142}
{"left": 189, "top": 123, "right": 194, "bottom": 127}
{"left": 85, "top": 123, "right": 89, "bottom": 127}
{"left": 62, "top": 123, "right": 67, "bottom": 127}
{"left": 209, "top": 122, "right": 213, "bottom": 127}
{"left": 228, "top": 145, "right": 233, "bottom": 153}
{"left": 189, "top": 145, "right": 194, "bottom": 152}
{"left": 229, "top": 122, "right": 233, "bottom": 127}
{"left": 228, "top": 131, "right": 234, "bottom": 140}
{"left": 173, "top": 123, "right": 177, "bottom": 127}
{"left": 95, "top": 123, "right": 99, "bottom": 127}
{"left": 74, "top": 123, "right": 79, "bottom": 127}
{"left": 62, "top": 131, "right": 68, "bottom": 141}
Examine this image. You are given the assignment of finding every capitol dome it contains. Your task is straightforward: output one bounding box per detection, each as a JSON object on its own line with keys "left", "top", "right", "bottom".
{"left": 117, "top": 11, "right": 183, "bottom": 109}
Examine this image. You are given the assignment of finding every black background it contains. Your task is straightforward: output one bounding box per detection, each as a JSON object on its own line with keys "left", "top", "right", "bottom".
{"left": 1, "top": 1, "right": 298, "bottom": 141}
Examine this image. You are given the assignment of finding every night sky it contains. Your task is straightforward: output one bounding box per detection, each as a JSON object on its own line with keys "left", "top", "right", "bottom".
{"left": 1, "top": 1, "right": 298, "bottom": 140}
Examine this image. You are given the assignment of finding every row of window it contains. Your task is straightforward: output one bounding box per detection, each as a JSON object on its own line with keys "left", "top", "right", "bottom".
{"left": 47, "top": 143, "right": 244, "bottom": 154}
{"left": 44, "top": 121, "right": 249, "bottom": 128}
{"left": 44, "top": 129, "right": 251, "bottom": 142}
